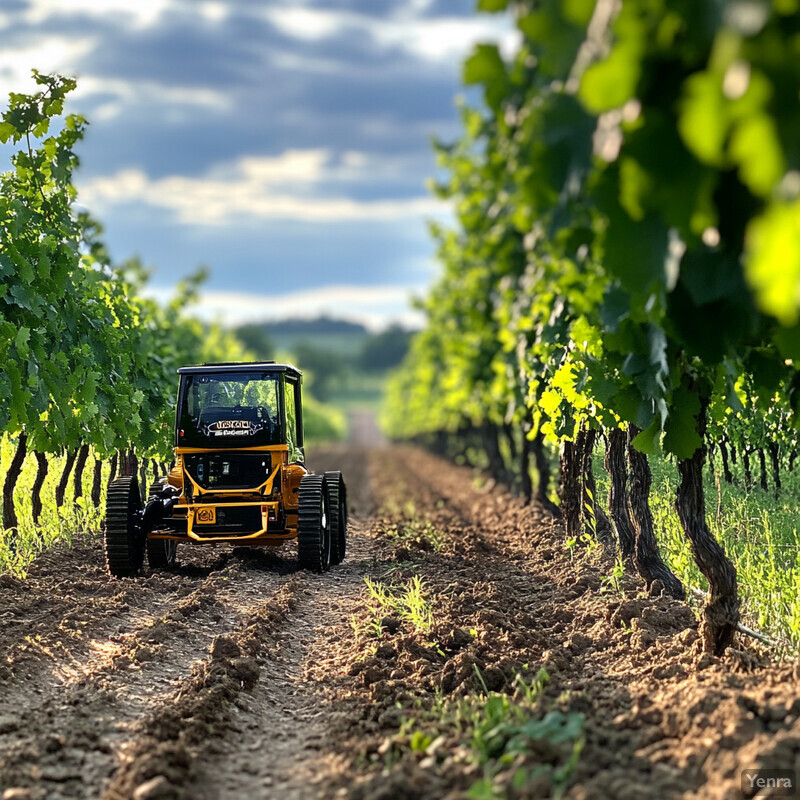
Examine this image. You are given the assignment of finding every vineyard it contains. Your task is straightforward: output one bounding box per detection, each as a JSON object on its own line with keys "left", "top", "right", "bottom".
{"left": 3, "top": 1, "right": 800, "bottom": 799}
{"left": 0, "top": 74, "right": 346, "bottom": 574}
{"left": 385, "top": 0, "right": 800, "bottom": 658}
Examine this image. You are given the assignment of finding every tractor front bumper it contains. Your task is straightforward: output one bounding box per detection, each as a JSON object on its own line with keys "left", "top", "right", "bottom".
{"left": 149, "top": 500, "right": 298, "bottom": 544}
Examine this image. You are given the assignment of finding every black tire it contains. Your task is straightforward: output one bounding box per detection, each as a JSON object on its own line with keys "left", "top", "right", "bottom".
{"left": 146, "top": 481, "right": 178, "bottom": 569}
{"left": 297, "top": 474, "right": 331, "bottom": 573}
{"left": 324, "top": 471, "right": 347, "bottom": 565}
{"left": 104, "top": 476, "right": 145, "bottom": 577}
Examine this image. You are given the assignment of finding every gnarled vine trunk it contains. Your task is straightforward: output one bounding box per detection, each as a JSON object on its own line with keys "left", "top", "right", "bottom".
{"left": 719, "top": 439, "right": 733, "bottom": 484}
{"left": 502, "top": 422, "right": 518, "bottom": 463}
{"left": 3, "top": 432, "right": 28, "bottom": 534}
{"left": 108, "top": 452, "right": 118, "bottom": 485}
{"left": 742, "top": 449, "right": 753, "bottom": 491}
{"left": 120, "top": 449, "right": 138, "bottom": 479}
{"left": 31, "top": 450, "right": 49, "bottom": 524}
{"left": 675, "top": 406, "right": 739, "bottom": 655}
{"left": 581, "top": 428, "right": 614, "bottom": 547}
{"left": 767, "top": 441, "right": 781, "bottom": 493}
{"left": 559, "top": 439, "right": 582, "bottom": 540}
{"left": 73, "top": 443, "right": 90, "bottom": 500}
{"left": 532, "top": 429, "right": 560, "bottom": 516}
{"left": 520, "top": 425, "right": 533, "bottom": 505}
{"left": 139, "top": 457, "right": 149, "bottom": 500}
{"left": 757, "top": 448, "right": 768, "bottom": 492}
{"left": 91, "top": 457, "right": 103, "bottom": 508}
{"left": 604, "top": 428, "right": 635, "bottom": 562}
{"left": 55, "top": 447, "right": 78, "bottom": 508}
{"left": 627, "top": 426, "right": 685, "bottom": 600}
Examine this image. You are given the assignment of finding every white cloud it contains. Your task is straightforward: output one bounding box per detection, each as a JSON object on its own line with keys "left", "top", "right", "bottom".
{"left": 24, "top": 0, "right": 172, "bottom": 29}
{"left": 0, "top": 44, "right": 230, "bottom": 122}
{"left": 264, "top": 7, "right": 343, "bottom": 41}
{"left": 144, "top": 283, "right": 426, "bottom": 331}
{"left": 78, "top": 149, "right": 447, "bottom": 225}
{"left": 0, "top": 36, "right": 95, "bottom": 98}
{"left": 374, "top": 17, "right": 519, "bottom": 64}
{"left": 264, "top": 6, "right": 518, "bottom": 65}
{"left": 199, "top": 2, "right": 228, "bottom": 24}
{"left": 63, "top": 76, "right": 233, "bottom": 125}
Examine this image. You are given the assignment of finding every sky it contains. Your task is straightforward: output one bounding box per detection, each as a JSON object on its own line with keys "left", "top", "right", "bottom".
{"left": 0, "top": 0, "right": 515, "bottom": 330}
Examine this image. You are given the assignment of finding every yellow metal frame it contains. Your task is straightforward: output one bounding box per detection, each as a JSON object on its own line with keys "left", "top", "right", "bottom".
{"left": 152, "top": 444, "right": 301, "bottom": 544}
{"left": 182, "top": 456, "right": 281, "bottom": 499}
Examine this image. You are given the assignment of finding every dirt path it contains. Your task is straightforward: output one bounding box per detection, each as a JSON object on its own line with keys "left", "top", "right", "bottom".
{"left": 191, "top": 520, "right": 378, "bottom": 800}
{"left": 1, "top": 445, "right": 799, "bottom": 800}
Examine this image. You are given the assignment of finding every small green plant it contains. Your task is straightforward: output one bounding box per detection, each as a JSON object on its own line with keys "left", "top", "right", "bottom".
{"left": 600, "top": 557, "right": 625, "bottom": 596}
{"left": 392, "top": 668, "right": 584, "bottom": 800}
{"left": 381, "top": 519, "right": 446, "bottom": 553}
{"left": 363, "top": 575, "right": 435, "bottom": 634}
{"left": 563, "top": 536, "right": 578, "bottom": 560}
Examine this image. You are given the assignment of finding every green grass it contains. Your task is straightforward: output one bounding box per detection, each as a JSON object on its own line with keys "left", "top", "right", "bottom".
{"left": 0, "top": 435, "right": 112, "bottom": 576}
{"left": 379, "top": 518, "right": 447, "bottom": 553}
{"left": 592, "top": 448, "right": 800, "bottom": 648}
{"left": 363, "top": 575, "right": 435, "bottom": 635}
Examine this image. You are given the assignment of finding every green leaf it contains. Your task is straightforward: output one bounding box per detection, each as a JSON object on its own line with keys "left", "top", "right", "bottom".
{"left": 14, "top": 326, "right": 30, "bottom": 357}
{"left": 745, "top": 348, "right": 784, "bottom": 395}
{"left": 596, "top": 171, "right": 669, "bottom": 293}
{"left": 773, "top": 325, "right": 800, "bottom": 360}
{"left": 678, "top": 72, "right": 728, "bottom": 165}
{"left": 477, "top": 0, "right": 509, "bottom": 10}
{"left": 745, "top": 199, "right": 800, "bottom": 326}
{"left": 662, "top": 385, "right": 701, "bottom": 459}
{"left": 463, "top": 44, "right": 506, "bottom": 86}
{"left": 679, "top": 250, "right": 742, "bottom": 306}
{"left": 579, "top": 41, "right": 642, "bottom": 113}
{"left": 631, "top": 421, "right": 660, "bottom": 455}
{"left": 518, "top": 0, "right": 590, "bottom": 79}
{"left": 0, "top": 121, "right": 16, "bottom": 144}
{"left": 729, "top": 112, "right": 785, "bottom": 198}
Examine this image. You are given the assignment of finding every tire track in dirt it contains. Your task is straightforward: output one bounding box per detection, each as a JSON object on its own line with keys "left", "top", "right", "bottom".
{"left": 186, "top": 445, "right": 383, "bottom": 799}
{"left": 0, "top": 542, "right": 300, "bottom": 798}
{"left": 191, "top": 523, "right": 382, "bottom": 800}
{"left": 0, "top": 443, "right": 381, "bottom": 800}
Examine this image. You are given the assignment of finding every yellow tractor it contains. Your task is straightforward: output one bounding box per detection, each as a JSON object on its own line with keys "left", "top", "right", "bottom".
{"left": 104, "top": 362, "right": 347, "bottom": 576}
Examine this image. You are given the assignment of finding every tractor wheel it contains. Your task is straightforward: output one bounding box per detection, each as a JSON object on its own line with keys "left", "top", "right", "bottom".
{"left": 146, "top": 481, "right": 178, "bottom": 569}
{"left": 297, "top": 474, "right": 331, "bottom": 573}
{"left": 324, "top": 471, "right": 348, "bottom": 565}
{"left": 104, "top": 476, "right": 145, "bottom": 577}
{"left": 147, "top": 537, "right": 178, "bottom": 569}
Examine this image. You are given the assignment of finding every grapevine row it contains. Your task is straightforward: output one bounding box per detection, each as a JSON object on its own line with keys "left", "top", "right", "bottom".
{"left": 0, "top": 73, "right": 247, "bottom": 553}
{"left": 386, "top": 1, "right": 800, "bottom": 654}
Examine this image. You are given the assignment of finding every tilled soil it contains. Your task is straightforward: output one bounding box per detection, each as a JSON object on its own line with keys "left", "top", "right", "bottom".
{"left": 0, "top": 445, "right": 799, "bottom": 800}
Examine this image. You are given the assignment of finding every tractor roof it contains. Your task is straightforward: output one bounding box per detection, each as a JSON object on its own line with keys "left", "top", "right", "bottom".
{"left": 178, "top": 362, "right": 302, "bottom": 379}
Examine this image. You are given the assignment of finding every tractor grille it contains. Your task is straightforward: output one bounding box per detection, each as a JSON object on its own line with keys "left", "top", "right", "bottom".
{"left": 194, "top": 505, "right": 262, "bottom": 536}
{"left": 185, "top": 453, "right": 271, "bottom": 490}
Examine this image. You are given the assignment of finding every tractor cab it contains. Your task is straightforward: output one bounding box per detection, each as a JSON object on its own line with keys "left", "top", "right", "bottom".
{"left": 176, "top": 363, "right": 304, "bottom": 463}
{"left": 103, "top": 361, "right": 347, "bottom": 579}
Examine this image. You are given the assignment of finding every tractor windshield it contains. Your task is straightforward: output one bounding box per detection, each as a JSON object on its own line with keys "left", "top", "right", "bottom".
{"left": 177, "top": 371, "right": 283, "bottom": 447}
